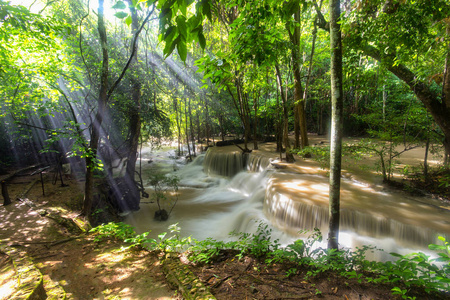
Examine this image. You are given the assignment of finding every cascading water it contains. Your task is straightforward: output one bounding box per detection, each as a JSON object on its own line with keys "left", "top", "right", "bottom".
{"left": 126, "top": 144, "right": 450, "bottom": 260}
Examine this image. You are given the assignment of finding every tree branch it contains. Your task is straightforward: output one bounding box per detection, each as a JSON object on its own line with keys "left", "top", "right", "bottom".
{"left": 106, "top": 5, "right": 155, "bottom": 101}
{"left": 79, "top": 0, "right": 93, "bottom": 87}
{"left": 313, "top": 0, "right": 329, "bottom": 32}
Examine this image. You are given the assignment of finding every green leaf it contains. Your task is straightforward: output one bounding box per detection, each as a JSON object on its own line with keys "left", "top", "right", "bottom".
{"left": 112, "top": 1, "right": 127, "bottom": 9}
{"left": 125, "top": 15, "right": 133, "bottom": 26}
{"left": 177, "top": 39, "right": 187, "bottom": 61}
{"left": 179, "top": 0, "right": 187, "bottom": 15}
{"left": 160, "top": 7, "right": 171, "bottom": 18}
{"left": 164, "top": 25, "right": 175, "bottom": 40}
{"left": 164, "top": 35, "right": 180, "bottom": 57}
{"left": 176, "top": 15, "right": 187, "bottom": 39}
{"left": 114, "top": 11, "right": 128, "bottom": 19}
{"left": 202, "top": 0, "right": 212, "bottom": 21}
{"left": 198, "top": 31, "right": 206, "bottom": 49}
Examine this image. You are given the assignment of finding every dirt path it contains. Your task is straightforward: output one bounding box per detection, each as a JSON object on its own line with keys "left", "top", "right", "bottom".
{"left": 0, "top": 175, "right": 181, "bottom": 300}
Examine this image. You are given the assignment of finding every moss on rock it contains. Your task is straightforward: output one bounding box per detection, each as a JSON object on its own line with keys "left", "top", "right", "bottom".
{"left": 161, "top": 253, "right": 216, "bottom": 300}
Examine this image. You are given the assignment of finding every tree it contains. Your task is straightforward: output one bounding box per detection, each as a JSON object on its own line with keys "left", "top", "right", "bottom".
{"left": 317, "top": 0, "right": 450, "bottom": 161}
{"left": 327, "top": 0, "right": 343, "bottom": 250}
{"left": 83, "top": 0, "right": 154, "bottom": 216}
{"left": 284, "top": 0, "right": 309, "bottom": 149}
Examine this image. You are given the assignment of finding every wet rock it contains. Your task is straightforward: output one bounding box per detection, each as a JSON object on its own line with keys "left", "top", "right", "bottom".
{"left": 154, "top": 209, "right": 169, "bottom": 221}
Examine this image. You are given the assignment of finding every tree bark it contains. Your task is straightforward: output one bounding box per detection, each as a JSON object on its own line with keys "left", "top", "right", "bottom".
{"left": 174, "top": 98, "right": 182, "bottom": 156}
{"left": 83, "top": 0, "right": 108, "bottom": 217}
{"left": 226, "top": 76, "right": 251, "bottom": 151}
{"left": 83, "top": 0, "right": 151, "bottom": 215}
{"left": 443, "top": 24, "right": 450, "bottom": 163}
{"left": 253, "top": 90, "right": 259, "bottom": 150}
{"left": 288, "top": 8, "right": 309, "bottom": 149}
{"left": 275, "top": 64, "right": 295, "bottom": 163}
{"left": 184, "top": 97, "right": 192, "bottom": 159}
{"left": 123, "top": 0, "right": 141, "bottom": 211}
{"left": 328, "top": 0, "right": 343, "bottom": 251}
{"left": 204, "top": 95, "right": 211, "bottom": 146}
{"left": 2, "top": 181, "right": 11, "bottom": 206}
{"left": 189, "top": 97, "right": 196, "bottom": 157}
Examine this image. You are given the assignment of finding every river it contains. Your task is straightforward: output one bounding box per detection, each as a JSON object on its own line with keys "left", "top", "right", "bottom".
{"left": 125, "top": 137, "right": 450, "bottom": 261}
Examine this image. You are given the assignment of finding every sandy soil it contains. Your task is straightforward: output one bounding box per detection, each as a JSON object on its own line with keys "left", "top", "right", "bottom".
{"left": 0, "top": 174, "right": 181, "bottom": 300}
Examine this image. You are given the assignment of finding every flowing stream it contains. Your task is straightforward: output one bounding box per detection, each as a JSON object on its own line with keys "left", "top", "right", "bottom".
{"left": 125, "top": 140, "right": 450, "bottom": 260}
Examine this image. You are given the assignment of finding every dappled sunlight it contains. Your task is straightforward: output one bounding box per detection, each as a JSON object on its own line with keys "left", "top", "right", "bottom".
{"left": 262, "top": 161, "right": 450, "bottom": 248}
{"left": 129, "top": 137, "right": 450, "bottom": 260}
{"left": 0, "top": 255, "right": 15, "bottom": 300}
{"left": 30, "top": 236, "right": 177, "bottom": 299}
{"left": 0, "top": 202, "right": 51, "bottom": 243}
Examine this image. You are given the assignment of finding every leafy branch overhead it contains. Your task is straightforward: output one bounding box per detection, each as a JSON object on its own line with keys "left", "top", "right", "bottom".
{"left": 158, "top": 0, "right": 210, "bottom": 60}
{"left": 111, "top": 0, "right": 209, "bottom": 61}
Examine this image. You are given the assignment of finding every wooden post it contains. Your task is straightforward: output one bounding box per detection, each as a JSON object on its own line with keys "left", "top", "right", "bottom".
{"left": 2, "top": 181, "right": 11, "bottom": 206}
{"left": 40, "top": 172, "right": 45, "bottom": 196}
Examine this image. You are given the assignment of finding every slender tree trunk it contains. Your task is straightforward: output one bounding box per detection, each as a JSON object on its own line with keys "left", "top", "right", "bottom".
{"left": 228, "top": 77, "right": 250, "bottom": 151}
{"left": 253, "top": 91, "right": 259, "bottom": 150}
{"left": 443, "top": 24, "right": 450, "bottom": 164}
{"left": 197, "top": 114, "right": 201, "bottom": 144}
{"left": 424, "top": 136, "right": 430, "bottom": 180}
{"left": 184, "top": 97, "right": 191, "bottom": 159}
{"left": 288, "top": 8, "right": 309, "bottom": 149}
{"left": 218, "top": 115, "right": 225, "bottom": 142}
{"left": 275, "top": 64, "right": 295, "bottom": 163}
{"left": 275, "top": 75, "right": 283, "bottom": 153}
{"left": 205, "top": 96, "right": 210, "bottom": 146}
{"left": 189, "top": 98, "right": 196, "bottom": 157}
{"left": 123, "top": 0, "right": 141, "bottom": 211}
{"left": 83, "top": 0, "right": 108, "bottom": 217}
{"left": 328, "top": 0, "right": 343, "bottom": 250}
{"left": 294, "top": 104, "right": 300, "bottom": 148}
{"left": 174, "top": 98, "right": 182, "bottom": 156}
{"left": 303, "top": 14, "right": 318, "bottom": 105}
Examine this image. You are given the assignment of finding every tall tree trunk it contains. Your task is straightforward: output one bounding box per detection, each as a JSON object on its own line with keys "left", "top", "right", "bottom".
{"left": 253, "top": 91, "right": 259, "bottom": 150}
{"left": 218, "top": 114, "right": 225, "bottom": 142}
{"left": 382, "top": 84, "right": 387, "bottom": 123}
{"left": 288, "top": 8, "right": 309, "bottom": 149}
{"left": 123, "top": 0, "right": 141, "bottom": 211}
{"left": 184, "top": 97, "right": 191, "bottom": 159}
{"left": 83, "top": 0, "right": 108, "bottom": 217}
{"left": 197, "top": 114, "right": 201, "bottom": 144}
{"left": 443, "top": 24, "right": 450, "bottom": 164}
{"left": 189, "top": 97, "right": 196, "bottom": 157}
{"left": 328, "top": 0, "right": 343, "bottom": 251}
{"left": 174, "top": 98, "right": 182, "bottom": 156}
{"left": 275, "top": 64, "right": 295, "bottom": 163}
{"left": 204, "top": 95, "right": 210, "bottom": 146}
{"left": 304, "top": 0, "right": 322, "bottom": 109}
{"left": 275, "top": 75, "right": 283, "bottom": 153}
{"left": 227, "top": 77, "right": 250, "bottom": 151}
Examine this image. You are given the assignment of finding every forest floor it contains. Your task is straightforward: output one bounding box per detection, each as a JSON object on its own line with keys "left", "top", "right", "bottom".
{"left": 1, "top": 142, "right": 450, "bottom": 299}
{"left": 0, "top": 176, "right": 412, "bottom": 300}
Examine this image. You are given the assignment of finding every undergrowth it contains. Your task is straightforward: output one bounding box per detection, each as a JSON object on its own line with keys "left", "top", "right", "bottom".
{"left": 90, "top": 221, "right": 450, "bottom": 299}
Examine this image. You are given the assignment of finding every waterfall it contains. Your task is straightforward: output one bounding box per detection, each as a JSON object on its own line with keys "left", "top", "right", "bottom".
{"left": 128, "top": 145, "right": 450, "bottom": 259}
{"left": 203, "top": 146, "right": 273, "bottom": 177}
{"left": 203, "top": 148, "right": 245, "bottom": 177}
{"left": 202, "top": 146, "right": 450, "bottom": 248}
